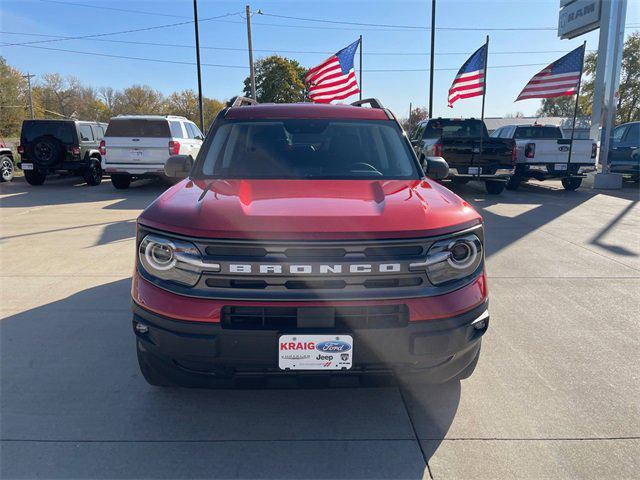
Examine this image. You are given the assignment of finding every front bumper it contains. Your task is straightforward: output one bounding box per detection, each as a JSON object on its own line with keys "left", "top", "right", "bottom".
{"left": 132, "top": 300, "right": 488, "bottom": 383}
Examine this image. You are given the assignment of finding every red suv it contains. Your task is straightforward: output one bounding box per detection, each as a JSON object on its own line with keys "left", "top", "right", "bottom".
{"left": 132, "top": 98, "right": 489, "bottom": 387}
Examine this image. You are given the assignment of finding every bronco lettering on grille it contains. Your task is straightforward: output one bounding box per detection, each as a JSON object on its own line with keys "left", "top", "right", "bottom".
{"left": 227, "top": 263, "right": 402, "bottom": 275}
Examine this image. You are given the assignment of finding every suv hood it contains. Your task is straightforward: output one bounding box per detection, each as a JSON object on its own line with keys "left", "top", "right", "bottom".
{"left": 139, "top": 179, "right": 481, "bottom": 240}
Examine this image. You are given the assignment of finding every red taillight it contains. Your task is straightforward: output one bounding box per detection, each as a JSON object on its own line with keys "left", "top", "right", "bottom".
{"left": 72, "top": 146, "right": 81, "bottom": 156}
{"left": 169, "top": 140, "right": 180, "bottom": 155}
{"left": 524, "top": 143, "right": 535, "bottom": 159}
{"left": 591, "top": 143, "right": 598, "bottom": 159}
{"left": 433, "top": 143, "right": 443, "bottom": 157}
{"left": 17, "top": 145, "right": 24, "bottom": 154}
{"left": 99, "top": 140, "right": 106, "bottom": 155}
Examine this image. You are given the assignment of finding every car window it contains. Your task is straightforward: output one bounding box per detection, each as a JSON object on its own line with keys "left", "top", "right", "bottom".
{"left": 185, "top": 123, "right": 197, "bottom": 139}
{"left": 169, "top": 121, "right": 184, "bottom": 138}
{"left": 78, "top": 124, "right": 94, "bottom": 141}
{"left": 20, "top": 121, "right": 76, "bottom": 144}
{"left": 425, "top": 119, "right": 482, "bottom": 139}
{"left": 611, "top": 126, "right": 627, "bottom": 144}
{"left": 622, "top": 123, "right": 639, "bottom": 144}
{"left": 490, "top": 127, "right": 501, "bottom": 138}
{"left": 514, "top": 126, "right": 563, "bottom": 139}
{"left": 199, "top": 120, "right": 419, "bottom": 180}
{"left": 105, "top": 119, "right": 171, "bottom": 137}
{"left": 94, "top": 126, "right": 105, "bottom": 140}
{"left": 191, "top": 123, "right": 204, "bottom": 140}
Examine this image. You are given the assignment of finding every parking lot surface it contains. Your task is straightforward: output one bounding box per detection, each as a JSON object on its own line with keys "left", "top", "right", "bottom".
{"left": 1, "top": 176, "right": 639, "bottom": 479}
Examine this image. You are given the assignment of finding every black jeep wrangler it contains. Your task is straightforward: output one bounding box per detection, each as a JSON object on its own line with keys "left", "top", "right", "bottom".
{"left": 17, "top": 119, "right": 107, "bottom": 186}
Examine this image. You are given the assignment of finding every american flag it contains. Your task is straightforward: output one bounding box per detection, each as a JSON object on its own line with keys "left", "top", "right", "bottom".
{"left": 516, "top": 44, "right": 585, "bottom": 101}
{"left": 306, "top": 39, "right": 360, "bottom": 103}
{"left": 448, "top": 43, "right": 487, "bottom": 107}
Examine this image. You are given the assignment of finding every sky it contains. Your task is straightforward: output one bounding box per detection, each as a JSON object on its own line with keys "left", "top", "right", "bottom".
{"left": 1, "top": 0, "right": 638, "bottom": 119}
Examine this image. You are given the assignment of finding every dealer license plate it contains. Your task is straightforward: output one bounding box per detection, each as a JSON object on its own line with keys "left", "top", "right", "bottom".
{"left": 279, "top": 334, "right": 353, "bottom": 371}
{"left": 21, "top": 163, "right": 34, "bottom": 170}
{"left": 468, "top": 167, "right": 481, "bottom": 175}
{"left": 555, "top": 163, "right": 568, "bottom": 170}
{"left": 130, "top": 149, "right": 143, "bottom": 160}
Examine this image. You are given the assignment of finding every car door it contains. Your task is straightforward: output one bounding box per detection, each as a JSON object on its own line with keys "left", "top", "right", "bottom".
{"left": 188, "top": 122, "right": 205, "bottom": 157}
{"left": 77, "top": 123, "right": 95, "bottom": 160}
{"left": 611, "top": 123, "right": 639, "bottom": 165}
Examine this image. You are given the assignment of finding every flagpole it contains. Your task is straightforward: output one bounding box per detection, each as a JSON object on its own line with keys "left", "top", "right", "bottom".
{"left": 566, "top": 41, "right": 586, "bottom": 172}
{"left": 359, "top": 35, "right": 363, "bottom": 100}
{"left": 478, "top": 35, "right": 489, "bottom": 170}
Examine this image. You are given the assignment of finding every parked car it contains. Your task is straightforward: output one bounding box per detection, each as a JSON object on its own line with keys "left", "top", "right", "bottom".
{"left": 491, "top": 123, "right": 597, "bottom": 191}
{"left": 131, "top": 97, "right": 489, "bottom": 388}
{"left": 411, "top": 118, "right": 516, "bottom": 194}
{"left": 609, "top": 121, "right": 639, "bottom": 182}
{"left": 101, "top": 115, "right": 204, "bottom": 189}
{"left": 17, "top": 119, "right": 107, "bottom": 186}
{"left": 0, "top": 139, "right": 15, "bottom": 182}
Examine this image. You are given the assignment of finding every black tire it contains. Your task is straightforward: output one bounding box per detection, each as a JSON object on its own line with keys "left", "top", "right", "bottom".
{"left": 451, "top": 177, "right": 470, "bottom": 185}
{"left": 31, "top": 135, "right": 62, "bottom": 167}
{"left": 136, "top": 342, "right": 174, "bottom": 387}
{"left": 83, "top": 158, "right": 103, "bottom": 186}
{"left": 24, "top": 169, "right": 47, "bottom": 186}
{"left": 485, "top": 180, "right": 506, "bottom": 195}
{"left": 505, "top": 175, "right": 522, "bottom": 190}
{"left": 561, "top": 177, "right": 582, "bottom": 191}
{"left": 0, "top": 155, "right": 14, "bottom": 182}
{"left": 111, "top": 173, "right": 132, "bottom": 189}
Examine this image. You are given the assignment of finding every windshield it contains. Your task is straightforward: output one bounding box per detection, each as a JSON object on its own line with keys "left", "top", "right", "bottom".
{"left": 21, "top": 121, "right": 75, "bottom": 144}
{"left": 198, "top": 119, "right": 420, "bottom": 179}
{"left": 514, "top": 126, "right": 563, "bottom": 139}
{"left": 424, "top": 119, "right": 483, "bottom": 139}
{"left": 105, "top": 118, "right": 171, "bottom": 137}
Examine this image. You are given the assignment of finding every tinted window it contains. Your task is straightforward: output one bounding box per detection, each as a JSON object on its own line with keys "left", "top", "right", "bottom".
{"left": 623, "top": 123, "right": 639, "bottom": 143}
{"left": 490, "top": 127, "right": 502, "bottom": 138}
{"left": 185, "top": 123, "right": 197, "bottom": 139}
{"left": 199, "top": 120, "right": 419, "bottom": 180}
{"left": 169, "top": 121, "right": 184, "bottom": 138}
{"left": 105, "top": 119, "right": 171, "bottom": 137}
{"left": 191, "top": 123, "right": 204, "bottom": 139}
{"left": 78, "top": 124, "right": 93, "bottom": 141}
{"left": 20, "top": 121, "right": 75, "bottom": 144}
{"left": 424, "top": 119, "right": 482, "bottom": 139}
{"left": 514, "top": 126, "right": 563, "bottom": 139}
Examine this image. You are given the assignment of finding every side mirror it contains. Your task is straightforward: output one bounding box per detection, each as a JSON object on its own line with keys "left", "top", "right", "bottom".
{"left": 164, "top": 155, "right": 193, "bottom": 179}
{"left": 424, "top": 156, "right": 449, "bottom": 180}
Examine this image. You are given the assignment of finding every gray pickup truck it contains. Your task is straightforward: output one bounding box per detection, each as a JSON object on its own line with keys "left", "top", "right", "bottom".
{"left": 410, "top": 118, "right": 516, "bottom": 194}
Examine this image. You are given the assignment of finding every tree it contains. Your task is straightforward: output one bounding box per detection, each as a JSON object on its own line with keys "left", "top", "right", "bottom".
{"left": 203, "top": 97, "right": 225, "bottom": 131}
{"left": 505, "top": 111, "right": 525, "bottom": 118}
{"left": 0, "top": 56, "right": 28, "bottom": 137}
{"left": 400, "top": 107, "right": 429, "bottom": 134}
{"left": 112, "top": 85, "right": 165, "bottom": 115}
{"left": 243, "top": 55, "right": 307, "bottom": 103}
{"left": 537, "top": 32, "right": 639, "bottom": 123}
{"left": 166, "top": 89, "right": 199, "bottom": 121}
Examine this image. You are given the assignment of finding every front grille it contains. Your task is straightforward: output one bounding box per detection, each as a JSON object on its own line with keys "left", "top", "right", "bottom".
{"left": 221, "top": 305, "right": 409, "bottom": 330}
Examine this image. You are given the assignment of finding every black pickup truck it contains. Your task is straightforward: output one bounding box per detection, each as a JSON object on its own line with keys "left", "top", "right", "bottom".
{"left": 410, "top": 118, "right": 516, "bottom": 194}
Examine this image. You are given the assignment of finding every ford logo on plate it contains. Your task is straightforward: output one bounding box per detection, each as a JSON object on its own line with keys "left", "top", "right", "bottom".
{"left": 316, "top": 341, "right": 351, "bottom": 353}
{"left": 559, "top": 146, "right": 569, "bottom": 152}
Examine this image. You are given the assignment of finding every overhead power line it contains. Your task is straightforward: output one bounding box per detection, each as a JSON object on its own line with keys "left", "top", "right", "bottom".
{"left": 38, "top": 0, "right": 192, "bottom": 19}
{"left": 0, "top": 31, "right": 598, "bottom": 57}
{"left": 1, "top": 41, "right": 563, "bottom": 73}
{"left": 0, "top": 11, "right": 243, "bottom": 47}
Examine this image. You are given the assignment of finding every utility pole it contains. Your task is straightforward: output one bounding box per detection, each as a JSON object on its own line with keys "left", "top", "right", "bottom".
{"left": 192, "top": 0, "right": 205, "bottom": 131}
{"left": 428, "top": 0, "right": 436, "bottom": 118}
{"left": 23, "top": 73, "right": 35, "bottom": 119}
{"left": 246, "top": 5, "right": 257, "bottom": 100}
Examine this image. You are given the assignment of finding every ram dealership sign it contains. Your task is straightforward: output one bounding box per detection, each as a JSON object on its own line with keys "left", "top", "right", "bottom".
{"left": 558, "top": 0, "right": 601, "bottom": 39}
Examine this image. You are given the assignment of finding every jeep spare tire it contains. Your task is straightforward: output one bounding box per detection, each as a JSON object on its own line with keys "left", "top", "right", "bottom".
{"left": 32, "top": 135, "right": 62, "bottom": 167}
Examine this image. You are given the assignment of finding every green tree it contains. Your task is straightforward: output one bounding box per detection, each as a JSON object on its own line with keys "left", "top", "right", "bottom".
{"left": 112, "top": 85, "right": 166, "bottom": 115}
{"left": 203, "top": 97, "right": 225, "bottom": 131}
{"left": 537, "top": 32, "right": 639, "bottom": 123}
{"left": 243, "top": 55, "right": 307, "bottom": 103}
{"left": 0, "top": 56, "right": 28, "bottom": 137}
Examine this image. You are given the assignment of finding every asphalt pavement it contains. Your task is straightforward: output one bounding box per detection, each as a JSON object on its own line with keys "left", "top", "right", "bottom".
{"left": 1, "top": 175, "right": 638, "bottom": 479}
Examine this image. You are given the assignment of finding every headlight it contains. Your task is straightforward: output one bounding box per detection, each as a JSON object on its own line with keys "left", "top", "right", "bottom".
{"left": 138, "top": 234, "right": 219, "bottom": 287}
{"left": 410, "top": 233, "right": 483, "bottom": 285}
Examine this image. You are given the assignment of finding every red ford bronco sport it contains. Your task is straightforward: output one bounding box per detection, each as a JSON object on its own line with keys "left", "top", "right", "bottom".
{"left": 132, "top": 97, "right": 489, "bottom": 387}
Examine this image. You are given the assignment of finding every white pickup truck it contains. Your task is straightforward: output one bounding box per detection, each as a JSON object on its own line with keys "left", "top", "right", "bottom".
{"left": 491, "top": 124, "right": 597, "bottom": 191}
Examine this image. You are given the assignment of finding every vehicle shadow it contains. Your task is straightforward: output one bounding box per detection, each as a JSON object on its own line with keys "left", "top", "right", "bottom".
{"left": 0, "top": 279, "right": 460, "bottom": 479}
{"left": 0, "top": 176, "right": 166, "bottom": 211}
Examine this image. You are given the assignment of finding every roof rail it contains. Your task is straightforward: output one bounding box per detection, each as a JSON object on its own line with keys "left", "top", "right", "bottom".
{"left": 351, "top": 98, "right": 384, "bottom": 109}
{"left": 227, "top": 96, "right": 259, "bottom": 107}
